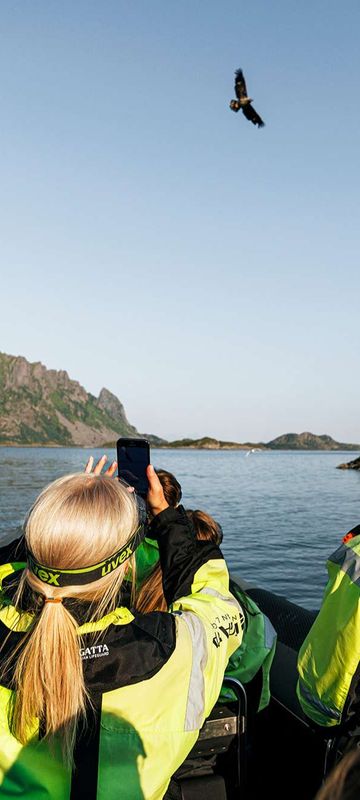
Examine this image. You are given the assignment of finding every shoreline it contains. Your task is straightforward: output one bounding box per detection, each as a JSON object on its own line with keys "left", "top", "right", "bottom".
{"left": 1, "top": 443, "right": 360, "bottom": 453}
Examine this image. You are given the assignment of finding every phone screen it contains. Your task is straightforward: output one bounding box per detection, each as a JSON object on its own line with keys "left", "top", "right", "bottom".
{"left": 116, "top": 438, "right": 150, "bottom": 498}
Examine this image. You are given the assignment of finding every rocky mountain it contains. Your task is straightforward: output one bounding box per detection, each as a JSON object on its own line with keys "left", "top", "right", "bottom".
{"left": 1, "top": 354, "right": 358, "bottom": 451}
{"left": 0, "top": 352, "right": 160, "bottom": 447}
{"left": 266, "top": 432, "right": 360, "bottom": 450}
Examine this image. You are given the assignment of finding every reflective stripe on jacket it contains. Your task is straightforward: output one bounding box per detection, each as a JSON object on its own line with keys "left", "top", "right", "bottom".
{"left": 297, "top": 527, "right": 360, "bottom": 727}
{"left": 0, "top": 505, "right": 243, "bottom": 800}
{"left": 135, "top": 539, "right": 277, "bottom": 712}
{"left": 219, "top": 579, "right": 277, "bottom": 711}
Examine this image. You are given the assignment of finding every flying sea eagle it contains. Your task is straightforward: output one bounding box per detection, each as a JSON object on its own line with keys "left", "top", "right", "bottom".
{"left": 230, "top": 68, "right": 265, "bottom": 128}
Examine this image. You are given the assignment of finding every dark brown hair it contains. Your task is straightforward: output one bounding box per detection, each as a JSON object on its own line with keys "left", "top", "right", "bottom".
{"left": 136, "top": 563, "right": 166, "bottom": 613}
{"left": 315, "top": 749, "right": 360, "bottom": 800}
{"left": 155, "top": 469, "right": 182, "bottom": 507}
{"left": 136, "top": 469, "right": 182, "bottom": 613}
{"left": 186, "top": 509, "right": 223, "bottom": 545}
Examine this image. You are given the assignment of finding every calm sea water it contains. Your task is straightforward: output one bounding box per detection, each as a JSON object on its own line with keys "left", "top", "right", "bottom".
{"left": 0, "top": 447, "right": 359, "bottom": 610}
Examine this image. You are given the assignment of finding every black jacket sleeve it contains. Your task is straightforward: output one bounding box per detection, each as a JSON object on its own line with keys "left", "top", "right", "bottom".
{"left": 148, "top": 505, "right": 222, "bottom": 606}
{"left": 0, "top": 535, "right": 26, "bottom": 564}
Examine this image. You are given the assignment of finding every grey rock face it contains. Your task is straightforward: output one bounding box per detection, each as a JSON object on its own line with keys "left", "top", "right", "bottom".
{"left": 0, "top": 351, "right": 142, "bottom": 446}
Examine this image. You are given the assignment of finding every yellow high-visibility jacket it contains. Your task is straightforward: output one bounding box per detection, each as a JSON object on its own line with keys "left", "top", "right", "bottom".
{"left": 0, "top": 506, "right": 243, "bottom": 800}
{"left": 297, "top": 524, "right": 360, "bottom": 728}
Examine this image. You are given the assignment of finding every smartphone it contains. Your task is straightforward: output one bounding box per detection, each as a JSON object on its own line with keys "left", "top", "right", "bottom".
{"left": 116, "top": 438, "right": 150, "bottom": 498}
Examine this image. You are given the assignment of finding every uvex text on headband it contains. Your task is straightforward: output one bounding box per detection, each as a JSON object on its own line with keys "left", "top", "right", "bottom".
{"left": 27, "top": 524, "right": 146, "bottom": 588}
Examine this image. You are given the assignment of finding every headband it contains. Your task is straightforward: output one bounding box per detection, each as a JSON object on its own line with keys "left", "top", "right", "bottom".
{"left": 26, "top": 524, "right": 146, "bottom": 588}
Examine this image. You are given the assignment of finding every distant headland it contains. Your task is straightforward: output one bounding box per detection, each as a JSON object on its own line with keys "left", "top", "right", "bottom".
{"left": 152, "top": 433, "right": 360, "bottom": 452}
{"left": 0, "top": 352, "right": 359, "bottom": 451}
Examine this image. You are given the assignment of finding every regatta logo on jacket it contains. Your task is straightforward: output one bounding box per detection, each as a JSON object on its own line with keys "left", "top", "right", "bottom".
{"left": 80, "top": 644, "right": 110, "bottom": 661}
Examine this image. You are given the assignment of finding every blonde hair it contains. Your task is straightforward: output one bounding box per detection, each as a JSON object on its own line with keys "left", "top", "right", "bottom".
{"left": 5, "top": 472, "right": 138, "bottom": 763}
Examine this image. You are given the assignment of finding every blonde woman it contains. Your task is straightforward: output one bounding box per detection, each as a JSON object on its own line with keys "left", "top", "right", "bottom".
{"left": 0, "top": 456, "right": 243, "bottom": 800}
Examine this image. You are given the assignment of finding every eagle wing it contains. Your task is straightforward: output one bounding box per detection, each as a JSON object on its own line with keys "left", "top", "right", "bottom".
{"left": 242, "top": 103, "right": 265, "bottom": 128}
{"left": 234, "top": 69, "right": 247, "bottom": 100}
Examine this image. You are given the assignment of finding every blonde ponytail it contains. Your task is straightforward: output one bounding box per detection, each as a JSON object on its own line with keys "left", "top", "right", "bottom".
{"left": 12, "top": 597, "right": 87, "bottom": 764}
{"left": 5, "top": 472, "right": 139, "bottom": 763}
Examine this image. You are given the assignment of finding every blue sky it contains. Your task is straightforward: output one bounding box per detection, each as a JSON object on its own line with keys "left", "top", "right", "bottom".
{"left": 1, "top": 1, "right": 359, "bottom": 442}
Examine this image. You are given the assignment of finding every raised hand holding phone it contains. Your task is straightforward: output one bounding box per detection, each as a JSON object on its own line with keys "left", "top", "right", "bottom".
{"left": 146, "top": 465, "right": 169, "bottom": 516}
{"left": 116, "top": 438, "right": 150, "bottom": 498}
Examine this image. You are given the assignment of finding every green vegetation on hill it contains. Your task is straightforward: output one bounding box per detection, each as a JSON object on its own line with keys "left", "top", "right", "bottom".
{"left": 0, "top": 353, "right": 143, "bottom": 446}
{"left": 155, "top": 433, "right": 360, "bottom": 451}
{"left": 160, "top": 437, "right": 264, "bottom": 450}
{"left": 266, "top": 432, "right": 360, "bottom": 450}
{"left": 1, "top": 353, "right": 358, "bottom": 451}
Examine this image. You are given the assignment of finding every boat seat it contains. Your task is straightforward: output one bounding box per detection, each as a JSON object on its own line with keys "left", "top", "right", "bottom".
{"left": 227, "top": 583, "right": 360, "bottom": 797}
{"left": 246, "top": 586, "right": 318, "bottom": 652}
{"left": 165, "top": 677, "right": 248, "bottom": 800}
{"left": 269, "top": 635, "right": 360, "bottom": 781}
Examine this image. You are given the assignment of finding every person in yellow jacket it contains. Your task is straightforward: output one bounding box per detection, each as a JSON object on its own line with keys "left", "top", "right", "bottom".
{"left": 297, "top": 523, "right": 360, "bottom": 729}
{"left": 0, "top": 456, "right": 243, "bottom": 800}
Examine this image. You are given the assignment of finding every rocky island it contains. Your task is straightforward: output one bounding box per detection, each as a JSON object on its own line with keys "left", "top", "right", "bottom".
{"left": 265, "top": 432, "right": 360, "bottom": 450}
{"left": 156, "top": 433, "right": 360, "bottom": 451}
{"left": 337, "top": 456, "right": 360, "bottom": 470}
{"left": 158, "top": 437, "right": 266, "bottom": 450}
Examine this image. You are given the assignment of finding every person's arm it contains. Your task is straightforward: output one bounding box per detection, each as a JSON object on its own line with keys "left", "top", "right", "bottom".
{"left": 148, "top": 504, "right": 224, "bottom": 604}
{"left": 149, "top": 503, "right": 244, "bottom": 720}
{"left": 297, "top": 533, "right": 360, "bottom": 727}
